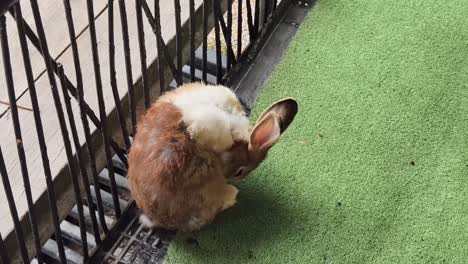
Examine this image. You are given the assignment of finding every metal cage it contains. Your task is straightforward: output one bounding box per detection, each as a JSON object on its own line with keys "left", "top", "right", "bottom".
{"left": 0, "top": 0, "right": 300, "bottom": 263}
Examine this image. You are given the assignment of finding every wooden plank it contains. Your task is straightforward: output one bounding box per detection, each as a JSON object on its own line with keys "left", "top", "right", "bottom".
{"left": 0, "top": 0, "right": 108, "bottom": 115}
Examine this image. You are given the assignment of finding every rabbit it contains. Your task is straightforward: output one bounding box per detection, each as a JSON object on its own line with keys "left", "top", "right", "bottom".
{"left": 128, "top": 82, "right": 298, "bottom": 232}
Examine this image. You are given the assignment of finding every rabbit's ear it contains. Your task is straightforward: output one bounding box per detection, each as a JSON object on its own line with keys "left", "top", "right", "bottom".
{"left": 249, "top": 98, "right": 298, "bottom": 152}
{"left": 249, "top": 112, "right": 281, "bottom": 151}
{"left": 256, "top": 98, "right": 298, "bottom": 133}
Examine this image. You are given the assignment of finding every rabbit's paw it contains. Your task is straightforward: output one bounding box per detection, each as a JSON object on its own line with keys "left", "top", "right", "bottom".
{"left": 221, "top": 184, "right": 239, "bottom": 211}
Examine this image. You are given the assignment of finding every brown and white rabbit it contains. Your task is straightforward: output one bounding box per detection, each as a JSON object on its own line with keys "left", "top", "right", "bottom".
{"left": 128, "top": 82, "right": 298, "bottom": 232}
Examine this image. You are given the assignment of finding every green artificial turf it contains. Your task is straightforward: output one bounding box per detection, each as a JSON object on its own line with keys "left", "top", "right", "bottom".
{"left": 166, "top": 0, "right": 468, "bottom": 263}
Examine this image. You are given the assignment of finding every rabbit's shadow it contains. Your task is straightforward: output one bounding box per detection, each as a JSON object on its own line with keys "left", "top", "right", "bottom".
{"left": 171, "top": 179, "right": 297, "bottom": 260}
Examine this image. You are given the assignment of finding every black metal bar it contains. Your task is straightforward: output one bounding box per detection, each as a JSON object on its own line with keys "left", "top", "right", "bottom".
{"left": 226, "top": 0, "right": 232, "bottom": 70}
{"left": 0, "top": 153, "right": 29, "bottom": 262}
{"left": 174, "top": 0, "right": 183, "bottom": 84}
{"left": 47, "top": 66, "right": 89, "bottom": 261}
{"left": 224, "top": 0, "right": 292, "bottom": 86}
{"left": 28, "top": 0, "right": 68, "bottom": 262}
{"left": 273, "top": 0, "right": 278, "bottom": 12}
{"left": 254, "top": 0, "right": 260, "bottom": 36}
{"left": 84, "top": 137, "right": 110, "bottom": 234}
{"left": 0, "top": 165, "right": 29, "bottom": 263}
{"left": 9, "top": 12, "right": 100, "bottom": 125}
{"left": 86, "top": 0, "right": 122, "bottom": 218}
{"left": 8, "top": 10, "right": 128, "bottom": 165}
{"left": 135, "top": 0, "right": 150, "bottom": 108}
{"left": 107, "top": 0, "right": 131, "bottom": 150}
{"left": 58, "top": 62, "right": 102, "bottom": 244}
{"left": 5, "top": 6, "right": 44, "bottom": 263}
{"left": 237, "top": 0, "right": 243, "bottom": 58}
{"left": 214, "top": 3, "right": 237, "bottom": 66}
{"left": 189, "top": 0, "right": 196, "bottom": 81}
{"left": 0, "top": 148, "right": 28, "bottom": 263}
{"left": 0, "top": 232, "right": 10, "bottom": 264}
{"left": 264, "top": 0, "right": 270, "bottom": 24}
{"left": 213, "top": 0, "right": 222, "bottom": 83}
{"left": 0, "top": 14, "right": 33, "bottom": 264}
{"left": 139, "top": 0, "right": 181, "bottom": 86}
{"left": 54, "top": 66, "right": 90, "bottom": 261}
{"left": 118, "top": 0, "right": 136, "bottom": 136}
{"left": 202, "top": 0, "right": 208, "bottom": 82}
{"left": 152, "top": 0, "right": 165, "bottom": 93}
{"left": 8, "top": 10, "right": 102, "bottom": 125}
{"left": 245, "top": 0, "right": 255, "bottom": 40}
{"left": 111, "top": 142, "right": 128, "bottom": 169}
{"left": 86, "top": 202, "right": 141, "bottom": 263}
{"left": 61, "top": 0, "right": 109, "bottom": 234}
{"left": 0, "top": 0, "right": 17, "bottom": 16}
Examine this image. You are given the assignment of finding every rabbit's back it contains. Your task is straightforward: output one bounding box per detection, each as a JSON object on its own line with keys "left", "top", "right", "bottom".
{"left": 128, "top": 100, "right": 225, "bottom": 230}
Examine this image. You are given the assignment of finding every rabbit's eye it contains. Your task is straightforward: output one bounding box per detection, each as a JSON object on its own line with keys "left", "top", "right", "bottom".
{"left": 234, "top": 167, "right": 245, "bottom": 177}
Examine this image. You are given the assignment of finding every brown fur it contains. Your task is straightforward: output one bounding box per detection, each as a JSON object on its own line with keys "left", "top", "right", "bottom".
{"left": 129, "top": 101, "right": 233, "bottom": 231}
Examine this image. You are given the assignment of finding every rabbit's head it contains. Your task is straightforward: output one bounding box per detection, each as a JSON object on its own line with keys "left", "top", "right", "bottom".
{"left": 222, "top": 98, "right": 298, "bottom": 180}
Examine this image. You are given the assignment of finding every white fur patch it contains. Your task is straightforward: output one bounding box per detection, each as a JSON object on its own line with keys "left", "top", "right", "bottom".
{"left": 139, "top": 214, "right": 155, "bottom": 228}
{"left": 171, "top": 85, "right": 250, "bottom": 151}
{"left": 183, "top": 105, "right": 234, "bottom": 151}
{"left": 172, "top": 85, "right": 244, "bottom": 114}
{"left": 229, "top": 114, "right": 250, "bottom": 141}
{"left": 186, "top": 216, "right": 204, "bottom": 231}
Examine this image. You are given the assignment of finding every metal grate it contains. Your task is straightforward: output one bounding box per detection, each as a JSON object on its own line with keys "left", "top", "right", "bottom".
{"left": 91, "top": 208, "right": 176, "bottom": 264}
